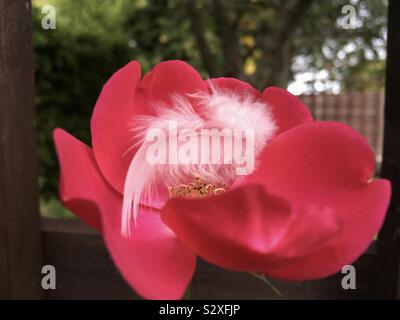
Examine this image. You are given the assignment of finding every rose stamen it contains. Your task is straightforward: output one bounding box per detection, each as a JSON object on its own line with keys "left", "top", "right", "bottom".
{"left": 168, "top": 176, "right": 227, "bottom": 198}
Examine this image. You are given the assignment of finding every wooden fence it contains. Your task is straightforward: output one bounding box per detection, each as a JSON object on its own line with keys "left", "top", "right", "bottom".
{"left": 0, "top": 0, "right": 399, "bottom": 300}
{"left": 300, "top": 92, "right": 385, "bottom": 157}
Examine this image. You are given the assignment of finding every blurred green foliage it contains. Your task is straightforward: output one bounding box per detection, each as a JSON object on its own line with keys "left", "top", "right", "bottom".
{"left": 33, "top": 1, "right": 136, "bottom": 216}
{"left": 33, "top": 5, "right": 132, "bottom": 199}
{"left": 33, "top": 0, "right": 387, "bottom": 217}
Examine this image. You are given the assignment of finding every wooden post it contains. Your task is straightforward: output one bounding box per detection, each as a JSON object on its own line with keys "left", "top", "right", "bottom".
{"left": 0, "top": 0, "right": 42, "bottom": 298}
{"left": 377, "top": 0, "right": 400, "bottom": 300}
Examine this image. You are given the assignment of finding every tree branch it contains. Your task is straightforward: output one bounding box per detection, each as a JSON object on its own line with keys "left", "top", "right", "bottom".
{"left": 275, "top": 0, "right": 315, "bottom": 44}
{"left": 213, "top": 0, "right": 242, "bottom": 77}
{"left": 186, "top": 0, "right": 218, "bottom": 76}
{"left": 253, "top": 0, "right": 314, "bottom": 88}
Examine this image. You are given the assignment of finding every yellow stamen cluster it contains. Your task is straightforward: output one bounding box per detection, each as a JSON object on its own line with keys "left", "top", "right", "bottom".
{"left": 168, "top": 176, "right": 226, "bottom": 198}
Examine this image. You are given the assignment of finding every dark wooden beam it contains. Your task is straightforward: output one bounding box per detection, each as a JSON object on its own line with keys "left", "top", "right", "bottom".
{"left": 0, "top": 0, "right": 42, "bottom": 298}
{"left": 377, "top": 0, "right": 400, "bottom": 300}
{"left": 42, "top": 218, "right": 376, "bottom": 299}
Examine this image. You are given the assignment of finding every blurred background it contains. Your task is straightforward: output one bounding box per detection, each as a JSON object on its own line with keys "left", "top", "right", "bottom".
{"left": 32, "top": 0, "right": 387, "bottom": 218}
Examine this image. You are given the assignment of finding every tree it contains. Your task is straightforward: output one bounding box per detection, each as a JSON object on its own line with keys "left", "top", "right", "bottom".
{"left": 124, "top": 0, "right": 387, "bottom": 89}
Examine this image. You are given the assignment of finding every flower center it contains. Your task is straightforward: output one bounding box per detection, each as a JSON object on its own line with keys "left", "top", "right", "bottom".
{"left": 121, "top": 87, "right": 277, "bottom": 237}
{"left": 168, "top": 176, "right": 227, "bottom": 199}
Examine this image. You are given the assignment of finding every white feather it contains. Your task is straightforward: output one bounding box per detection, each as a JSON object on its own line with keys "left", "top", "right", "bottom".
{"left": 121, "top": 86, "right": 277, "bottom": 237}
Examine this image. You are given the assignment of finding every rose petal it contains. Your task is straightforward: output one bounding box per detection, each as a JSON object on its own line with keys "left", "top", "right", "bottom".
{"left": 265, "top": 179, "right": 390, "bottom": 280}
{"left": 248, "top": 121, "right": 376, "bottom": 201}
{"left": 262, "top": 87, "right": 313, "bottom": 135}
{"left": 161, "top": 184, "right": 341, "bottom": 272}
{"left": 54, "top": 128, "right": 196, "bottom": 299}
{"left": 139, "top": 60, "right": 207, "bottom": 107}
{"left": 54, "top": 128, "right": 104, "bottom": 231}
{"left": 91, "top": 61, "right": 143, "bottom": 194}
{"left": 102, "top": 206, "right": 197, "bottom": 300}
{"left": 245, "top": 121, "right": 391, "bottom": 279}
{"left": 208, "top": 77, "right": 261, "bottom": 99}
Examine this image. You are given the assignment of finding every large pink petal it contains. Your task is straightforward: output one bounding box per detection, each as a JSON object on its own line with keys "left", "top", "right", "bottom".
{"left": 91, "top": 61, "right": 143, "bottom": 194}
{"left": 102, "top": 205, "right": 197, "bottom": 300}
{"left": 248, "top": 121, "right": 376, "bottom": 201}
{"left": 208, "top": 77, "right": 261, "bottom": 99}
{"left": 54, "top": 128, "right": 104, "bottom": 231}
{"left": 54, "top": 129, "right": 196, "bottom": 299}
{"left": 265, "top": 179, "right": 391, "bottom": 280}
{"left": 262, "top": 87, "right": 313, "bottom": 135}
{"left": 139, "top": 60, "right": 207, "bottom": 107}
{"left": 161, "top": 184, "right": 341, "bottom": 272}
{"left": 246, "top": 121, "right": 391, "bottom": 279}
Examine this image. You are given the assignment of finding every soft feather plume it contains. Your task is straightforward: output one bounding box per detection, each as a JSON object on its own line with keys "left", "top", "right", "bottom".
{"left": 121, "top": 85, "right": 277, "bottom": 237}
